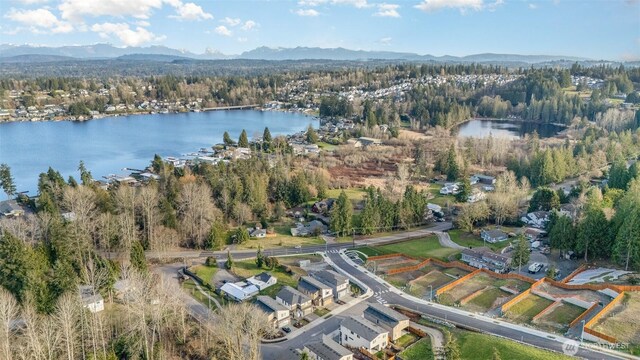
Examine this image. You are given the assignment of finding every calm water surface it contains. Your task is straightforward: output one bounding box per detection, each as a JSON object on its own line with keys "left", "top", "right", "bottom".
{"left": 455, "top": 119, "right": 565, "bottom": 139}
{"left": 0, "top": 110, "right": 317, "bottom": 194}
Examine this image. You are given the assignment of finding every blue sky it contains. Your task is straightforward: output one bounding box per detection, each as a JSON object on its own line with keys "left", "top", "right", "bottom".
{"left": 1, "top": 0, "right": 638, "bottom": 60}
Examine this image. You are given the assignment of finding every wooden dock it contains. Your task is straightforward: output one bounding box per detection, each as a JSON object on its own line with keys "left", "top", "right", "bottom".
{"left": 201, "top": 104, "right": 260, "bottom": 111}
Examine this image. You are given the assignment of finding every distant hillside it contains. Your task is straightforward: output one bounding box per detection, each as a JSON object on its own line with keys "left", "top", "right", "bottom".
{"left": 0, "top": 44, "right": 596, "bottom": 63}
{"left": 0, "top": 54, "right": 76, "bottom": 63}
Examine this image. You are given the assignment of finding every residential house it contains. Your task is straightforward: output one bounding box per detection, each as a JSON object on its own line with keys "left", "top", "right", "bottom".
{"left": 247, "top": 272, "right": 277, "bottom": 291}
{"left": 311, "top": 270, "right": 349, "bottom": 300}
{"left": 304, "top": 335, "right": 354, "bottom": 360}
{"left": 474, "top": 174, "right": 496, "bottom": 185}
{"left": 522, "top": 227, "right": 546, "bottom": 241}
{"left": 298, "top": 276, "right": 333, "bottom": 306}
{"left": 520, "top": 211, "right": 551, "bottom": 229}
{"left": 291, "top": 220, "right": 327, "bottom": 237}
{"left": 363, "top": 303, "right": 410, "bottom": 341}
{"left": 78, "top": 285, "right": 104, "bottom": 313}
{"left": 249, "top": 227, "right": 267, "bottom": 238}
{"left": 219, "top": 282, "right": 259, "bottom": 302}
{"left": 480, "top": 228, "right": 509, "bottom": 243}
{"left": 256, "top": 295, "right": 290, "bottom": 328}
{"left": 312, "top": 199, "right": 335, "bottom": 214}
{"left": 276, "top": 286, "right": 313, "bottom": 318}
{"left": 467, "top": 189, "right": 486, "bottom": 203}
{"left": 461, "top": 247, "right": 511, "bottom": 273}
{"left": 0, "top": 200, "right": 24, "bottom": 218}
{"left": 340, "top": 316, "right": 389, "bottom": 353}
{"left": 439, "top": 183, "right": 460, "bottom": 195}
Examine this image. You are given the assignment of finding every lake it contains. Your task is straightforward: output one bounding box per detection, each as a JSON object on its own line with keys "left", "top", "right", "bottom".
{"left": 455, "top": 119, "right": 565, "bottom": 139}
{"left": 0, "top": 110, "right": 318, "bottom": 195}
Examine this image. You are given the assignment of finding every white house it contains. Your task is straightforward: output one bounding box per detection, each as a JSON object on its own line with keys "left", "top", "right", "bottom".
{"left": 78, "top": 285, "right": 104, "bottom": 313}
{"left": 246, "top": 272, "right": 277, "bottom": 291}
{"left": 439, "top": 183, "right": 459, "bottom": 195}
{"left": 340, "top": 316, "right": 388, "bottom": 353}
{"left": 304, "top": 335, "right": 354, "bottom": 360}
{"left": 219, "top": 282, "right": 259, "bottom": 302}
{"left": 520, "top": 211, "right": 551, "bottom": 229}
{"left": 256, "top": 295, "right": 290, "bottom": 328}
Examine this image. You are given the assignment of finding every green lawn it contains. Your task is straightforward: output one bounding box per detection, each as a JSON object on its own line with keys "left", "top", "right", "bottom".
{"left": 399, "top": 338, "right": 434, "bottom": 360}
{"left": 447, "top": 229, "right": 505, "bottom": 252}
{"left": 189, "top": 264, "right": 218, "bottom": 287}
{"left": 466, "top": 287, "right": 511, "bottom": 312}
{"left": 314, "top": 308, "right": 330, "bottom": 317}
{"left": 230, "top": 259, "right": 302, "bottom": 298}
{"left": 377, "top": 236, "right": 460, "bottom": 261}
{"left": 505, "top": 295, "right": 554, "bottom": 323}
{"left": 236, "top": 220, "right": 326, "bottom": 250}
{"left": 181, "top": 279, "right": 223, "bottom": 310}
{"left": 456, "top": 330, "right": 575, "bottom": 360}
{"left": 326, "top": 188, "right": 367, "bottom": 201}
{"left": 540, "top": 303, "right": 585, "bottom": 326}
{"left": 395, "top": 333, "right": 419, "bottom": 348}
{"left": 318, "top": 141, "right": 338, "bottom": 151}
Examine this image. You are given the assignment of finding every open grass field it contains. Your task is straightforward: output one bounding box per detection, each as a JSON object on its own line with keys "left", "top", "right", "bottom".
{"left": 372, "top": 236, "right": 460, "bottom": 261}
{"left": 447, "top": 229, "right": 507, "bottom": 252}
{"left": 438, "top": 272, "right": 495, "bottom": 305}
{"left": 326, "top": 188, "right": 367, "bottom": 201}
{"left": 504, "top": 294, "right": 554, "bottom": 324}
{"left": 237, "top": 220, "right": 326, "bottom": 250}
{"left": 409, "top": 271, "right": 455, "bottom": 297}
{"left": 593, "top": 292, "right": 640, "bottom": 346}
{"left": 399, "top": 338, "right": 433, "bottom": 360}
{"left": 465, "top": 287, "right": 512, "bottom": 313}
{"left": 455, "top": 330, "right": 575, "bottom": 360}
{"left": 276, "top": 254, "right": 323, "bottom": 266}
{"left": 189, "top": 264, "right": 218, "bottom": 287}
{"left": 536, "top": 303, "right": 585, "bottom": 330}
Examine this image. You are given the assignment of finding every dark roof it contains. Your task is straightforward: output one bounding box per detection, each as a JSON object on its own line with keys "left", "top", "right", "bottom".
{"left": 312, "top": 270, "right": 348, "bottom": 287}
{"left": 256, "top": 295, "right": 288, "bottom": 313}
{"left": 305, "top": 336, "right": 352, "bottom": 360}
{"left": 0, "top": 200, "right": 22, "bottom": 214}
{"left": 276, "top": 286, "right": 311, "bottom": 305}
{"left": 482, "top": 229, "right": 508, "bottom": 239}
{"left": 365, "top": 303, "right": 409, "bottom": 325}
{"left": 300, "top": 276, "right": 331, "bottom": 292}
{"left": 254, "top": 272, "right": 274, "bottom": 283}
{"left": 340, "top": 316, "right": 387, "bottom": 341}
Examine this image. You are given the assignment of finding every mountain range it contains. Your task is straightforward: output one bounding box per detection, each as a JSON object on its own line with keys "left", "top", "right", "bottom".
{"left": 0, "top": 44, "right": 598, "bottom": 64}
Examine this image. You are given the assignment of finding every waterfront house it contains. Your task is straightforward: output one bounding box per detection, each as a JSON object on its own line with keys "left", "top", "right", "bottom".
{"left": 340, "top": 316, "right": 389, "bottom": 353}
{"left": 363, "top": 303, "right": 410, "bottom": 341}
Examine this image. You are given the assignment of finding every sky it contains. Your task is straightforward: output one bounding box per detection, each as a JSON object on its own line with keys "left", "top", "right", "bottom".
{"left": 0, "top": 0, "right": 639, "bottom": 60}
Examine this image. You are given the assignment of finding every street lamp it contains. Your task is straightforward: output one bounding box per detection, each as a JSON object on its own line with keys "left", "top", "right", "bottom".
{"left": 429, "top": 285, "right": 433, "bottom": 301}
{"left": 581, "top": 319, "right": 585, "bottom": 343}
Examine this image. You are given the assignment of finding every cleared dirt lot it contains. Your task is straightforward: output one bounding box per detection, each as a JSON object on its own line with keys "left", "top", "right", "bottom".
{"left": 535, "top": 303, "right": 585, "bottom": 332}
{"left": 535, "top": 282, "right": 611, "bottom": 304}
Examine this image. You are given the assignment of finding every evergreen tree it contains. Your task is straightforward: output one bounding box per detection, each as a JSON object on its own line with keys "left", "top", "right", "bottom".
{"left": 263, "top": 127, "right": 272, "bottom": 152}
{"left": 238, "top": 129, "right": 249, "bottom": 147}
{"left": 609, "top": 157, "right": 630, "bottom": 190}
{"left": 548, "top": 214, "right": 575, "bottom": 252}
{"left": 456, "top": 176, "right": 472, "bottom": 202}
{"left": 512, "top": 234, "right": 531, "bottom": 272}
{"left": 612, "top": 192, "right": 640, "bottom": 270}
{"left": 306, "top": 125, "right": 319, "bottom": 144}
{"left": 442, "top": 331, "right": 462, "bottom": 360}
{"left": 223, "top": 131, "right": 234, "bottom": 146}
{"left": 78, "top": 160, "right": 93, "bottom": 186}
{"left": 577, "top": 206, "right": 609, "bottom": 261}
{"left": 255, "top": 245, "right": 264, "bottom": 268}
{"left": 492, "top": 348, "right": 502, "bottom": 360}
{"left": 330, "top": 191, "right": 353, "bottom": 237}
{"left": 225, "top": 250, "right": 234, "bottom": 270}
{"left": 130, "top": 240, "right": 148, "bottom": 274}
{"left": 529, "top": 187, "right": 560, "bottom": 212}
{"left": 445, "top": 145, "right": 459, "bottom": 181}
{"left": 0, "top": 231, "right": 32, "bottom": 302}
{"left": 0, "top": 164, "right": 16, "bottom": 199}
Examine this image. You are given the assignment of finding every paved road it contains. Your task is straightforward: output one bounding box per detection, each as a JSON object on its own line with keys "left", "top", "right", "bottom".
{"left": 325, "top": 251, "right": 629, "bottom": 360}
{"left": 435, "top": 231, "right": 465, "bottom": 250}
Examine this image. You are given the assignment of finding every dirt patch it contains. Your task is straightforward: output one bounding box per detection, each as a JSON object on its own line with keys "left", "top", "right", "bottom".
{"left": 464, "top": 287, "right": 513, "bottom": 313}
{"left": 409, "top": 271, "right": 455, "bottom": 297}
{"left": 535, "top": 303, "right": 585, "bottom": 332}
{"left": 439, "top": 273, "right": 495, "bottom": 305}
{"left": 535, "top": 282, "right": 610, "bottom": 304}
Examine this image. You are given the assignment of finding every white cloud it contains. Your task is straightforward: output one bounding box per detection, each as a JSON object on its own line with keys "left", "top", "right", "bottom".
{"left": 214, "top": 25, "right": 232, "bottom": 36}
{"left": 295, "top": 8, "right": 320, "bottom": 16}
{"left": 298, "top": 0, "right": 369, "bottom": 8}
{"left": 136, "top": 20, "right": 151, "bottom": 27}
{"left": 378, "top": 37, "right": 392, "bottom": 45}
{"left": 17, "top": 0, "right": 50, "bottom": 4}
{"left": 221, "top": 17, "right": 241, "bottom": 26}
{"left": 169, "top": 1, "right": 213, "bottom": 21}
{"left": 5, "top": 8, "right": 73, "bottom": 33}
{"left": 528, "top": 3, "right": 538, "bottom": 9}
{"left": 241, "top": 20, "right": 257, "bottom": 31}
{"left": 91, "top": 22, "right": 164, "bottom": 46}
{"left": 374, "top": 3, "right": 400, "bottom": 17}
{"left": 414, "top": 0, "right": 484, "bottom": 12}
{"left": 237, "top": 37, "right": 248, "bottom": 42}
{"left": 59, "top": 0, "right": 164, "bottom": 22}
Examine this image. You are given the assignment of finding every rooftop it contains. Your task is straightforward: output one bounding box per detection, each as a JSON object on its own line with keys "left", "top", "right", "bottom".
{"left": 365, "top": 303, "right": 409, "bottom": 324}
{"left": 311, "top": 270, "right": 348, "bottom": 287}
{"left": 277, "top": 286, "right": 311, "bottom": 305}
{"left": 256, "top": 295, "right": 288, "bottom": 313}
{"left": 341, "top": 315, "right": 387, "bottom": 341}
{"left": 305, "top": 336, "right": 352, "bottom": 360}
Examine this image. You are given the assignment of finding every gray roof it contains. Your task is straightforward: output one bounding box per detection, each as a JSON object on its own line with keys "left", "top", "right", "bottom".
{"left": 305, "top": 336, "right": 352, "bottom": 360}
{"left": 254, "top": 272, "right": 274, "bottom": 283}
{"left": 312, "top": 270, "right": 348, "bottom": 287}
{"left": 340, "top": 316, "right": 387, "bottom": 341}
{"left": 300, "top": 276, "right": 331, "bottom": 292}
{"left": 256, "top": 295, "right": 288, "bottom": 313}
{"left": 365, "top": 303, "right": 409, "bottom": 325}
{"left": 482, "top": 229, "right": 508, "bottom": 239}
{"left": 276, "top": 286, "right": 311, "bottom": 305}
{"left": 0, "top": 200, "right": 22, "bottom": 214}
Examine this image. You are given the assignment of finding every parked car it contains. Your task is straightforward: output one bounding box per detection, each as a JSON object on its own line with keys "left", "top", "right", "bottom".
{"left": 282, "top": 326, "right": 291, "bottom": 333}
{"left": 528, "top": 263, "right": 544, "bottom": 274}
